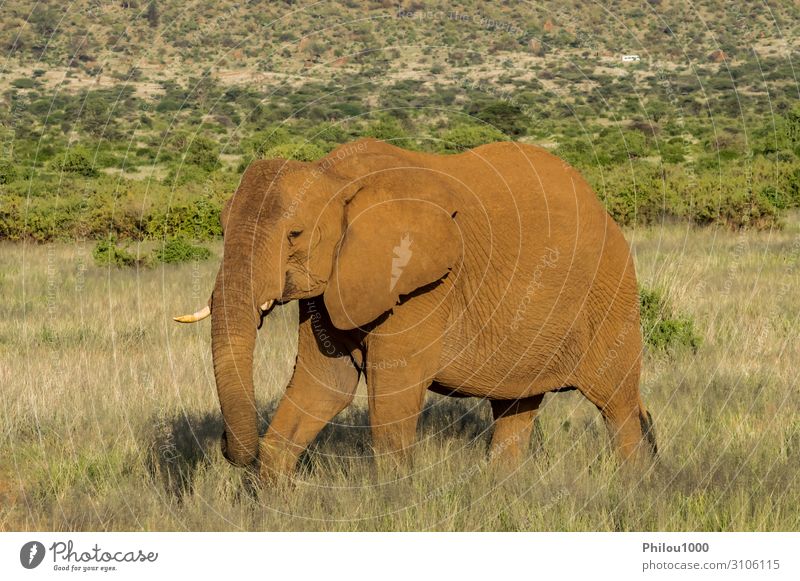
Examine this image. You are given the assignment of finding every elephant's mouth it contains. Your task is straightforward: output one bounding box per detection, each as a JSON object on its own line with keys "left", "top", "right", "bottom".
{"left": 257, "top": 299, "right": 277, "bottom": 329}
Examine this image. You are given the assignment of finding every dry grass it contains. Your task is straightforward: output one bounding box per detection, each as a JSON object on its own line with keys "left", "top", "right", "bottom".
{"left": 1, "top": 220, "right": 799, "bottom": 531}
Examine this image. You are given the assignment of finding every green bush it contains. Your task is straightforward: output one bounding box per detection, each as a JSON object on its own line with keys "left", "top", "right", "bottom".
{"left": 660, "top": 138, "right": 687, "bottom": 163}
{"left": 243, "top": 127, "right": 293, "bottom": 158}
{"left": 163, "top": 163, "right": 211, "bottom": 186}
{"left": 144, "top": 196, "right": 224, "bottom": 240}
{"left": 0, "top": 159, "right": 17, "bottom": 184}
{"left": 57, "top": 148, "right": 98, "bottom": 177}
{"left": 639, "top": 286, "right": 702, "bottom": 354}
{"left": 184, "top": 136, "right": 220, "bottom": 172}
{"left": 589, "top": 162, "right": 673, "bottom": 226}
{"left": 11, "top": 77, "right": 37, "bottom": 89}
{"left": 263, "top": 141, "right": 327, "bottom": 161}
{"left": 364, "top": 116, "right": 412, "bottom": 148}
{"left": 688, "top": 160, "right": 785, "bottom": 230}
{"left": 0, "top": 173, "right": 230, "bottom": 242}
{"left": 152, "top": 238, "right": 211, "bottom": 264}
{"left": 693, "top": 191, "right": 782, "bottom": 230}
{"left": 583, "top": 158, "right": 792, "bottom": 230}
{"left": 440, "top": 123, "right": 506, "bottom": 152}
{"left": 599, "top": 129, "right": 652, "bottom": 164}
{"left": 310, "top": 122, "right": 351, "bottom": 146}
{"left": 475, "top": 102, "right": 529, "bottom": 137}
{"left": 92, "top": 238, "right": 138, "bottom": 267}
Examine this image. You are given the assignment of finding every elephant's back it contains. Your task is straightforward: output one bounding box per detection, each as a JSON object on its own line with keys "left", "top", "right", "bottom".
{"left": 438, "top": 140, "right": 617, "bottom": 284}
{"left": 432, "top": 142, "right": 638, "bottom": 396}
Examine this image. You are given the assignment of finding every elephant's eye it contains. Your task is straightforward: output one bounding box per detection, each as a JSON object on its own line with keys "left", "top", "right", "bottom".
{"left": 287, "top": 229, "right": 303, "bottom": 241}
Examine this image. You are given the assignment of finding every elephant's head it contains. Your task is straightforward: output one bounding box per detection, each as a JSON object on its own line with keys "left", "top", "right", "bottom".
{"left": 175, "top": 152, "right": 462, "bottom": 467}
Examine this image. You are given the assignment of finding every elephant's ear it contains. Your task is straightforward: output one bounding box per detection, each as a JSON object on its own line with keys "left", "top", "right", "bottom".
{"left": 324, "top": 187, "right": 462, "bottom": 330}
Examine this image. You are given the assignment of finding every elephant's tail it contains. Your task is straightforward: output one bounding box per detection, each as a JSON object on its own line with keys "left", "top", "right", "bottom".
{"left": 638, "top": 398, "right": 658, "bottom": 458}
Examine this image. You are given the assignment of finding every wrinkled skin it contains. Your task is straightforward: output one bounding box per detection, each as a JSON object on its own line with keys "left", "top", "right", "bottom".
{"left": 183, "top": 138, "right": 656, "bottom": 483}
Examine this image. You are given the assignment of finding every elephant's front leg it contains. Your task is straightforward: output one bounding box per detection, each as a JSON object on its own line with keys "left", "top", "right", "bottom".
{"left": 366, "top": 363, "right": 430, "bottom": 474}
{"left": 365, "top": 297, "right": 447, "bottom": 475}
{"left": 259, "top": 298, "right": 361, "bottom": 484}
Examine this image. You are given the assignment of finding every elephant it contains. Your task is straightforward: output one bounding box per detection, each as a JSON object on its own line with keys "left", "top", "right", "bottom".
{"left": 174, "top": 137, "right": 657, "bottom": 483}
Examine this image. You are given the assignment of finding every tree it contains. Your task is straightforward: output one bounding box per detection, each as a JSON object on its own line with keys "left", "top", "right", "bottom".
{"left": 80, "top": 94, "right": 110, "bottom": 137}
{"left": 147, "top": 1, "right": 159, "bottom": 28}
{"left": 185, "top": 135, "right": 220, "bottom": 172}
{"left": 0, "top": 158, "right": 17, "bottom": 184}
{"left": 364, "top": 116, "right": 411, "bottom": 148}
{"left": 475, "top": 101, "right": 529, "bottom": 137}
{"left": 440, "top": 124, "right": 506, "bottom": 153}
{"left": 58, "top": 148, "right": 98, "bottom": 177}
{"left": 786, "top": 103, "right": 800, "bottom": 150}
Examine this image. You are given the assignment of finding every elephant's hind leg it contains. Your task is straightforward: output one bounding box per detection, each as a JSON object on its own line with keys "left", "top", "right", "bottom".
{"left": 489, "top": 395, "right": 544, "bottom": 465}
{"left": 639, "top": 404, "right": 658, "bottom": 457}
{"left": 578, "top": 362, "right": 649, "bottom": 462}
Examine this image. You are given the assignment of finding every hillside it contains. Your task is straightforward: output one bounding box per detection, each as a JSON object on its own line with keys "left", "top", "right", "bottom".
{"left": 1, "top": 1, "right": 799, "bottom": 241}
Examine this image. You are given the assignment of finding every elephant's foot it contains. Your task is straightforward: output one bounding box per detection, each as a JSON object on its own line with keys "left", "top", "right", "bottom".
{"left": 369, "top": 412, "right": 422, "bottom": 482}
{"left": 372, "top": 446, "right": 415, "bottom": 484}
{"left": 489, "top": 395, "right": 544, "bottom": 467}
{"left": 595, "top": 398, "right": 655, "bottom": 464}
{"left": 640, "top": 408, "right": 658, "bottom": 458}
{"left": 369, "top": 390, "right": 437, "bottom": 483}
{"left": 611, "top": 408, "right": 659, "bottom": 465}
{"left": 257, "top": 438, "right": 303, "bottom": 486}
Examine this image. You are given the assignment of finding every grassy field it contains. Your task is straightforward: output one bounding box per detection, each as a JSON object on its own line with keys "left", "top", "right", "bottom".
{"left": 1, "top": 220, "right": 798, "bottom": 531}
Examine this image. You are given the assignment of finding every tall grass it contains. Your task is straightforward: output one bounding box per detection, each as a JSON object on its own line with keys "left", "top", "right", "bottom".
{"left": 1, "top": 220, "right": 798, "bottom": 531}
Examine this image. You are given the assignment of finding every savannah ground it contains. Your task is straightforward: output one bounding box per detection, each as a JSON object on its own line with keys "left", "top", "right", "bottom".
{"left": 1, "top": 219, "right": 798, "bottom": 531}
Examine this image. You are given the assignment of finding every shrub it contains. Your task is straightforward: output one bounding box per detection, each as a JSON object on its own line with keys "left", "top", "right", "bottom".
{"left": 152, "top": 237, "right": 211, "bottom": 264}
{"left": 689, "top": 165, "right": 784, "bottom": 230}
{"left": 788, "top": 165, "right": 800, "bottom": 208}
{"left": 184, "top": 135, "right": 220, "bottom": 172}
{"left": 263, "top": 141, "right": 327, "bottom": 161}
{"left": 364, "top": 116, "right": 412, "bottom": 148}
{"left": 583, "top": 158, "right": 793, "bottom": 231}
{"left": 586, "top": 162, "right": 684, "bottom": 226}
{"left": 93, "top": 238, "right": 138, "bottom": 267}
{"left": 163, "top": 163, "right": 210, "bottom": 186}
{"left": 759, "top": 185, "right": 786, "bottom": 210}
{"left": 0, "top": 159, "right": 17, "bottom": 184}
{"left": 57, "top": 148, "right": 98, "bottom": 177}
{"left": 144, "top": 195, "right": 224, "bottom": 240}
{"left": 555, "top": 137, "right": 599, "bottom": 167}
{"left": 310, "top": 122, "right": 350, "bottom": 146}
{"left": 698, "top": 193, "right": 781, "bottom": 230}
{"left": 475, "top": 102, "right": 529, "bottom": 136}
{"left": 639, "top": 286, "right": 701, "bottom": 354}
{"left": 440, "top": 123, "right": 506, "bottom": 152}
{"left": 597, "top": 128, "right": 652, "bottom": 164}
{"left": 660, "top": 138, "right": 687, "bottom": 163}
{"left": 11, "top": 77, "right": 37, "bottom": 89}
{"left": 244, "top": 127, "right": 293, "bottom": 158}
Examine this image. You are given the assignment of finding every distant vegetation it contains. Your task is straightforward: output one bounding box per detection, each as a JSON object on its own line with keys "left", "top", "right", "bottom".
{"left": 92, "top": 236, "right": 211, "bottom": 267}
{"left": 1, "top": 0, "right": 798, "bottom": 242}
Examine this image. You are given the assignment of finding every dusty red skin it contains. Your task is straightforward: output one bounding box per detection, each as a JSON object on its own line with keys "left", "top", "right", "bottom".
{"left": 177, "top": 138, "right": 655, "bottom": 483}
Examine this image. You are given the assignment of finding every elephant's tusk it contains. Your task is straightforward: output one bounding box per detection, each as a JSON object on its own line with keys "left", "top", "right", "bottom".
{"left": 259, "top": 299, "right": 275, "bottom": 313}
{"left": 173, "top": 305, "right": 211, "bottom": 323}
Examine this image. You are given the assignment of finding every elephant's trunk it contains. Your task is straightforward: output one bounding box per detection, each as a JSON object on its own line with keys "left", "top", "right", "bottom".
{"left": 211, "top": 270, "right": 262, "bottom": 467}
